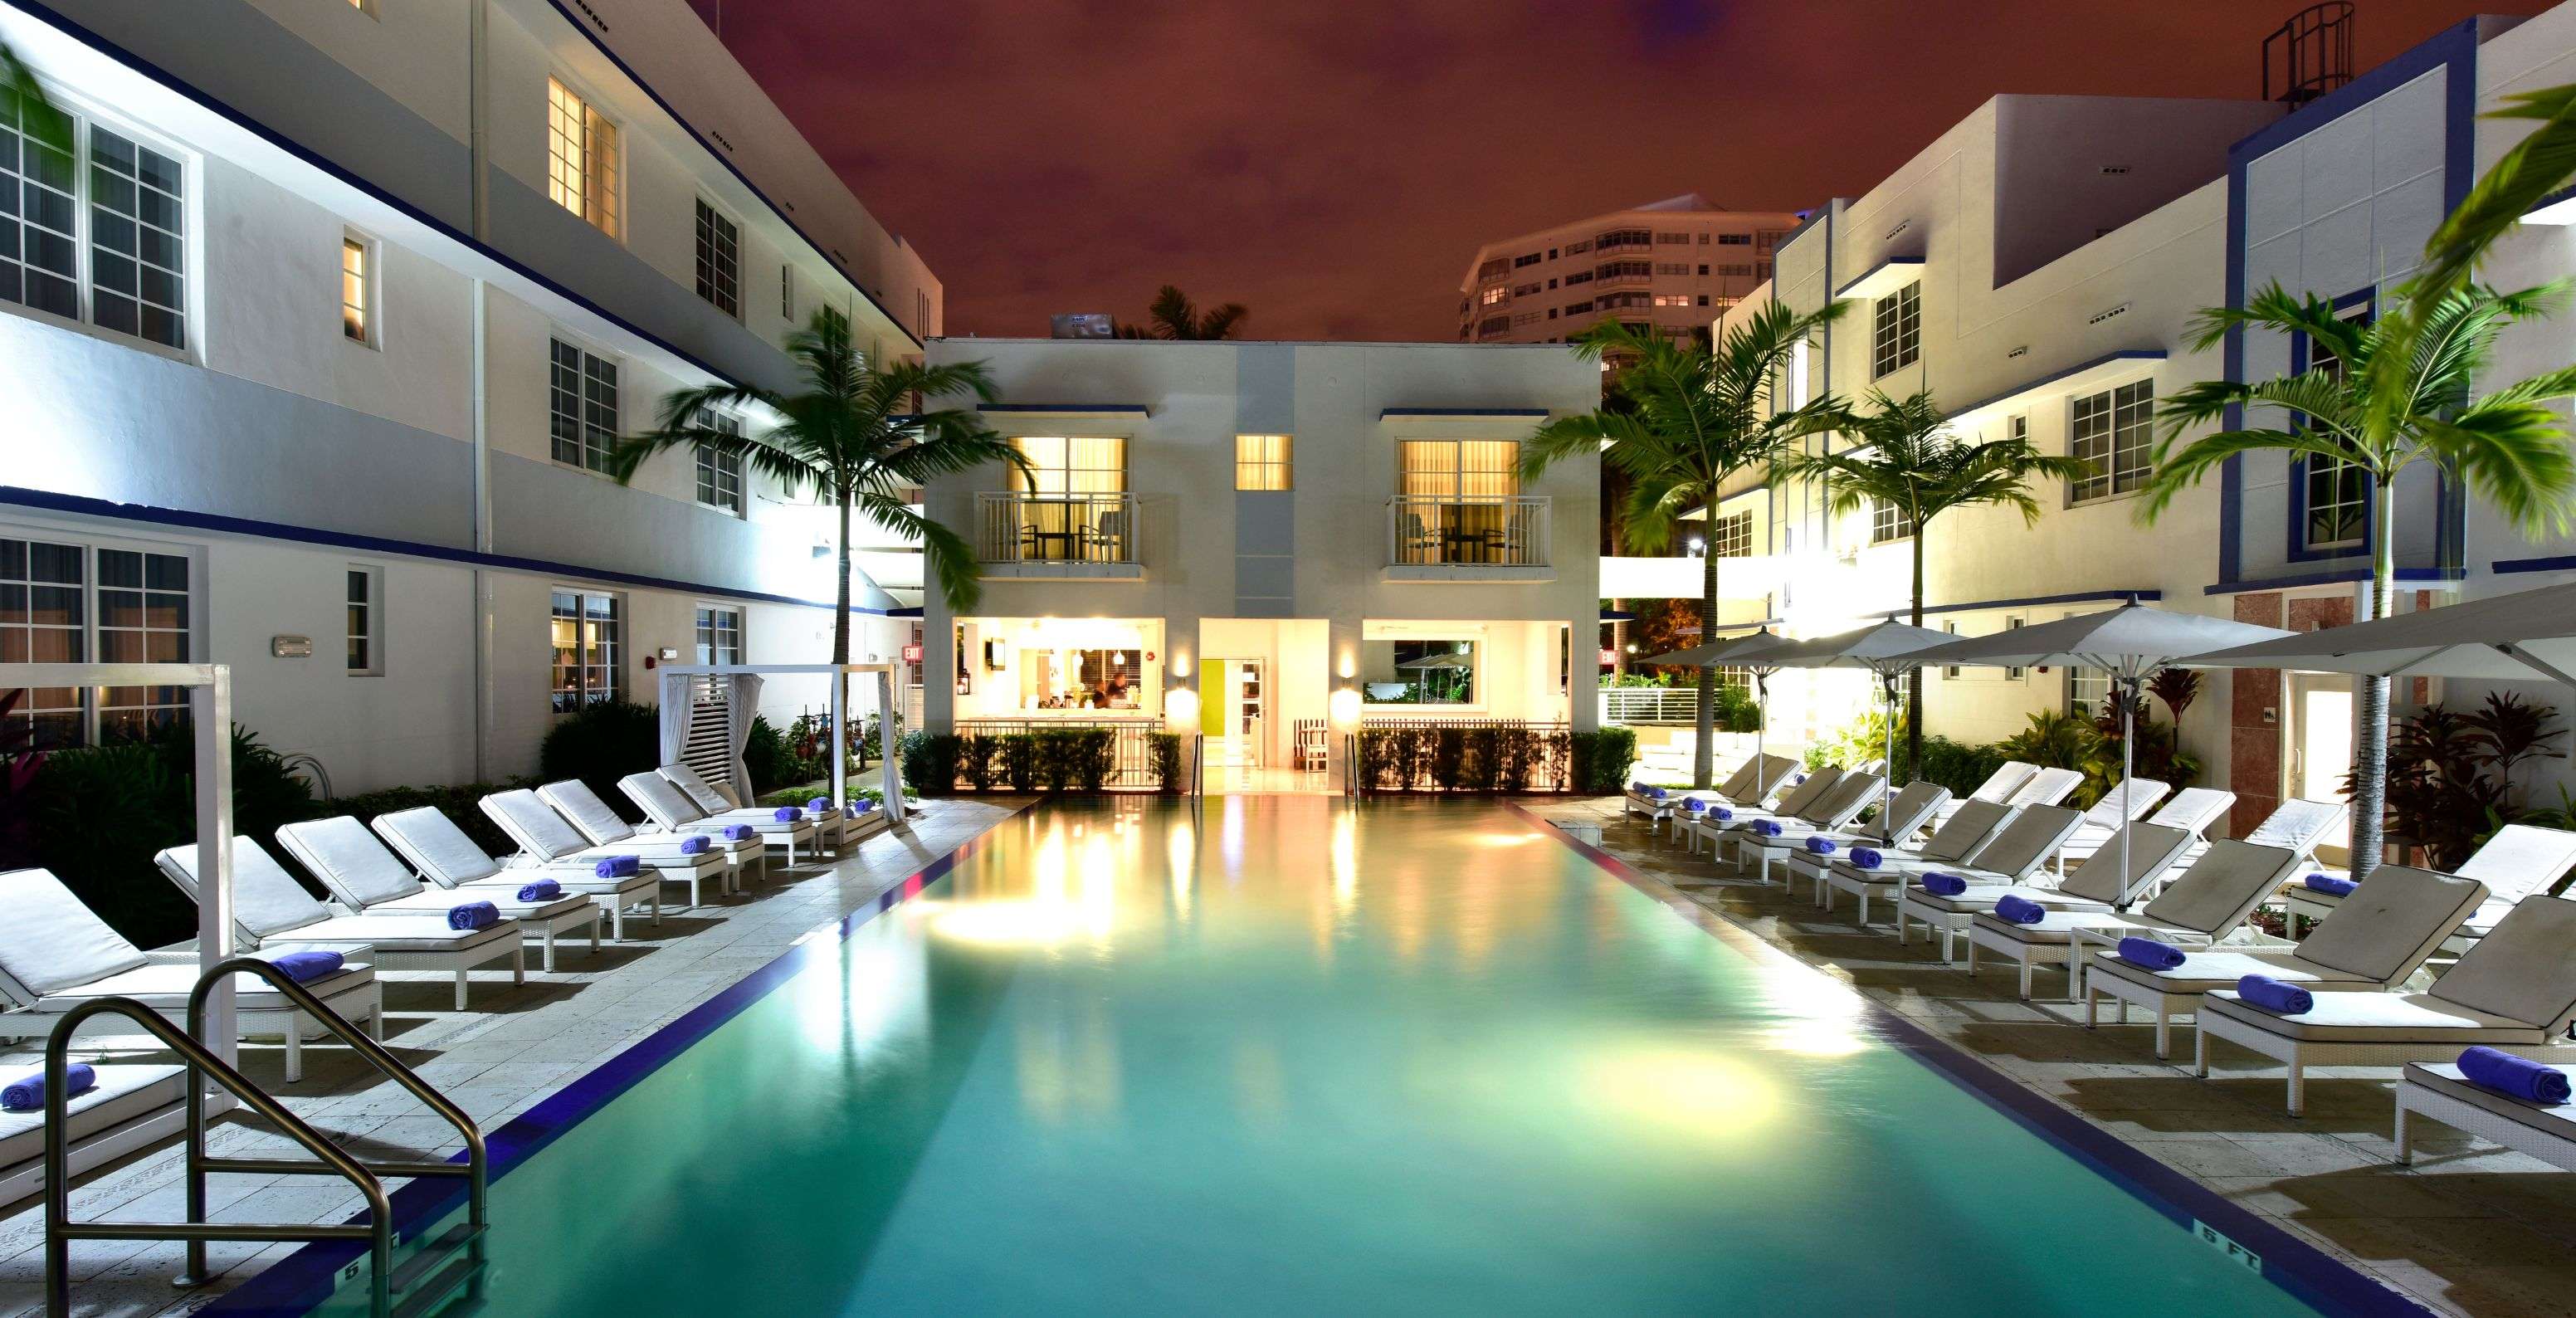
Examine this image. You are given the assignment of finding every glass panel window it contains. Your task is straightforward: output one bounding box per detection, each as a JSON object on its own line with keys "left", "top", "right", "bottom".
{"left": 549, "top": 339, "right": 618, "bottom": 472}
{"left": 2304, "top": 459, "right": 2368, "bottom": 551}
{"left": 2067, "top": 666, "right": 2111, "bottom": 720}
{"left": 1940, "top": 621, "right": 1962, "bottom": 680}
{"left": 92, "top": 548, "right": 188, "bottom": 740}
{"left": 87, "top": 126, "right": 186, "bottom": 349}
{"left": 341, "top": 235, "right": 372, "bottom": 344}
{"left": 0, "top": 536, "right": 86, "bottom": 749}
{"left": 1709, "top": 510, "right": 1753, "bottom": 558}
{"left": 546, "top": 77, "right": 620, "bottom": 238}
{"left": 694, "top": 409, "right": 746, "bottom": 515}
{"left": 1234, "top": 434, "right": 1292, "bottom": 491}
{"left": 1361, "top": 638, "right": 1478, "bottom": 705}
{"left": 1871, "top": 499, "right": 1912, "bottom": 544}
{"left": 694, "top": 198, "right": 739, "bottom": 318}
{"left": 1017, "top": 647, "right": 1143, "bottom": 710}
{"left": 345, "top": 566, "right": 382, "bottom": 674}
{"left": 550, "top": 590, "right": 621, "bottom": 712}
{"left": 1871, "top": 281, "right": 1919, "bottom": 378}
{"left": 1009, "top": 437, "right": 1126, "bottom": 494}
{"left": 2069, "top": 379, "right": 2154, "bottom": 503}
{"left": 694, "top": 606, "right": 744, "bottom": 666}
{"left": 1398, "top": 439, "right": 1520, "bottom": 500}
{"left": 0, "top": 89, "right": 80, "bottom": 321}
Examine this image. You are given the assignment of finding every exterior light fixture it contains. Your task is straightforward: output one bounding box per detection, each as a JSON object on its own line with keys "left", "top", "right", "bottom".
{"left": 1328, "top": 686, "right": 1362, "bottom": 732}
{"left": 1165, "top": 686, "right": 1200, "bottom": 732}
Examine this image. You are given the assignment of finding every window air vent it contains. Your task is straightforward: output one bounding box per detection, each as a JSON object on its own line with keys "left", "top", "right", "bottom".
{"left": 568, "top": 0, "right": 610, "bottom": 31}
{"left": 2100, "top": 165, "right": 2130, "bottom": 175}
{"left": 710, "top": 130, "right": 737, "bottom": 153}
{"left": 1883, "top": 219, "right": 1910, "bottom": 242}
{"left": 2006, "top": 345, "right": 2029, "bottom": 359}
{"left": 2089, "top": 302, "right": 2131, "bottom": 326}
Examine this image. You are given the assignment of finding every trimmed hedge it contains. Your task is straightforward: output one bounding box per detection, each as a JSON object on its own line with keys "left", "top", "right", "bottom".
{"left": 900, "top": 729, "right": 1127, "bottom": 793}
{"left": 1354, "top": 725, "right": 1593, "bottom": 793}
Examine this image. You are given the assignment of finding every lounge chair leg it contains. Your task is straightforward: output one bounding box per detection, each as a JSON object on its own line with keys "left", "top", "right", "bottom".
{"left": 607, "top": 902, "right": 624, "bottom": 940}
{"left": 2018, "top": 958, "right": 2034, "bottom": 1000}
{"left": 454, "top": 969, "right": 470, "bottom": 1012}
{"left": 2083, "top": 986, "right": 2097, "bottom": 1028}
{"left": 2154, "top": 1010, "right": 2171, "bottom": 1060}
{"left": 513, "top": 944, "right": 525, "bottom": 986}
{"left": 2286, "top": 1063, "right": 2305, "bottom": 1117}
{"left": 285, "top": 1023, "right": 301, "bottom": 1084}
{"left": 2193, "top": 1027, "right": 2210, "bottom": 1078}
{"left": 1896, "top": 908, "right": 1910, "bottom": 944}
{"left": 2394, "top": 1106, "right": 2413, "bottom": 1164}
{"left": 589, "top": 915, "right": 602, "bottom": 954}
{"left": 542, "top": 928, "right": 557, "bottom": 974}
{"left": 1965, "top": 939, "right": 1978, "bottom": 974}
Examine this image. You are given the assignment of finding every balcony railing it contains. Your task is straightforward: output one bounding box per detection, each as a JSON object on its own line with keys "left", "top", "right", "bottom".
{"left": 975, "top": 492, "right": 1139, "bottom": 566}
{"left": 1386, "top": 495, "right": 1550, "bottom": 567}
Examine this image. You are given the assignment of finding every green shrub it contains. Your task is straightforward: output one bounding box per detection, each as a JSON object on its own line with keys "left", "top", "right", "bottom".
{"left": 1149, "top": 733, "right": 1185, "bottom": 793}
{"left": 1712, "top": 685, "right": 1764, "bottom": 735}
{"left": 1068, "top": 729, "right": 1115, "bottom": 792}
{"left": 538, "top": 700, "right": 657, "bottom": 821}
{"left": 898, "top": 730, "right": 959, "bottom": 796}
{"left": 998, "top": 734, "right": 1038, "bottom": 791}
{"left": 959, "top": 735, "right": 1002, "bottom": 791}
{"left": 741, "top": 715, "right": 800, "bottom": 796}
{"left": 1569, "top": 728, "right": 1638, "bottom": 794}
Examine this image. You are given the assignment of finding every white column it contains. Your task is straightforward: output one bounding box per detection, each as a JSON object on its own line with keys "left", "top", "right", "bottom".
{"left": 877, "top": 668, "right": 905, "bottom": 823}
{"left": 193, "top": 669, "right": 237, "bottom": 1065}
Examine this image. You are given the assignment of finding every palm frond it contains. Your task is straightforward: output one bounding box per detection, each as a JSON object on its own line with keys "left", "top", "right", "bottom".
{"left": 2420, "top": 84, "right": 2576, "bottom": 296}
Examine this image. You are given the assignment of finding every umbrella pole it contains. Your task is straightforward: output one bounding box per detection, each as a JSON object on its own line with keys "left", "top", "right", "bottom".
{"left": 2117, "top": 673, "right": 2137, "bottom": 907}
{"left": 1880, "top": 668, "right": 1899, "bottom": 810}
{"left": 1752, "top": 671, "right": 1770, "bottom": 801}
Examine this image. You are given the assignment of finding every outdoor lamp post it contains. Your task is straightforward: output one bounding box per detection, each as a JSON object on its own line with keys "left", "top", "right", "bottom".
{"left": 1329, "top": 686, "right": 1363, "bottom": 794}
{"left": 1166, "top": 684, "right": 1202, "bottom": 797}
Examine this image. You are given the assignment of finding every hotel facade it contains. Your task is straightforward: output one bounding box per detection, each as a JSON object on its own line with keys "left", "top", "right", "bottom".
{"left": 1456, "top": 193, "right": 1803, "bottom": 346}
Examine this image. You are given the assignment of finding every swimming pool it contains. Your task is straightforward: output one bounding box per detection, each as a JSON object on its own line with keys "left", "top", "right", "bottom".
{"left": 228, "top": 798, "right": 2409, "bottom": 1316}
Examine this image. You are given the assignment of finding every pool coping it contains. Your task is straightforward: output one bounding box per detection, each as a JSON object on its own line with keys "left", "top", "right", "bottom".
{"left": 1509, "top": 804, "right": 2438, "bottom": 1318}
{"left": 206, "top": 803, "right": 1038, "bottom": 1316}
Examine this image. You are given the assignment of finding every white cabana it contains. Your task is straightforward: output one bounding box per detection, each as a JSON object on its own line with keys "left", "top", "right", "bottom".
{"left": 654, "top": 662, "right": 906, "bottom": 825}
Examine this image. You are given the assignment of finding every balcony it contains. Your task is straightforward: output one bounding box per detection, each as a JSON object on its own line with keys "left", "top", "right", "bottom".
{"left": 974, "top": 492, "right": 1144, "bottom": 580}
{"left": 1384, "top": 495, "right": 1553, "bottom": 582}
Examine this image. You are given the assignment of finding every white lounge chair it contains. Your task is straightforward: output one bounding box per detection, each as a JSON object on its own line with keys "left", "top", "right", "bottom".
{"left": 371, "top": 806, "right": 662, "bottom": 940}
{"left": 276, "top": 817, "right": 602, "bottom": 973}
{"left": 2086, "top": 864, "right": 2488, "bottom": 1057}
{"left": 1897, "top": 820, "right": 2191, "bottom": 963}
{"left": 0, "top": 867, "right": 382, "bottom": 1084}
{"left": 2047, "top": 778, "right": 2171, "bottom": 871}
{"left": 157, "top": 837, "right": 522, "bottom": 1012}
{"left": 2197, "top": 896, "right": 2576, "bottom": 1115}
{"left": 1730, "top": 780, "right": 1950, "bottom": 889}
{"left": 1964, "top": 840, "right": 2300, "bottom": 1002}
{"left": 660, "top": 764, "right": 825, "bottom": 861}
{"left": 626, "top": 771, "right": 816, "bottom": 869}
{"left": 1812, "top": 799, "right": 2016, "bottom": 919}
{"left": 2397, "top": 1061, "right": 2576, "bottom": 1171}
{"left": 1772, "top": 782, "right": 1951, "bottom": 900}
{"left": 1929, "top": 760, "right": 2038, "bottom": 823}
{"left": 1711, "top": 772, "right": 1887, "bottom": 881}
{"left": 538, "top": 779, "right": 760, "bottom": 890}
{"left": 0, "top": 1062, "right": 187, "bottom": 1208}
{"left": 1837, "top": 804, "right": 2084, "bottom": 935}
{"left": 2003, "top": 766, "right": 2085, "bottom": 809}
{"left": 2283, "top": 823, "right": 2576, "bottom": 947}
{"left": 481, "top": 788, "right": 731, "bottom": 910}
{"left": 1627, "top": 754, "right": 1798, "bottom": 835}
{"left": 1678, "top": 767, "right": 1844, "bottom": 854}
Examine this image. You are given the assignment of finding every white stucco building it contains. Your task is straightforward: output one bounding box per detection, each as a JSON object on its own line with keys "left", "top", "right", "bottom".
{"left": 1456, "top": 194, "right": 1803, "bottom": 346}
{"left": 1, "top": 0, "right": 931, "bottom": 789}
{"left": 920, "top": 338, "right": 1601, "bottom": 780}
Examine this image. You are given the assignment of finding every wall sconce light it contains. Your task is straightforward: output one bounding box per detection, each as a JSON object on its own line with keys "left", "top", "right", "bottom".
{"left": 1171, "top": 652, "right": 1192, "bottom": 680}
{"left": 1166, "top": 685, "right": 1200, "bottom": 733}
{"left": 1337, "top": 652, "right": 1355, "bottom": 681}
{"left": 1328, "top": 686, "right": 1362, "bottom": 733}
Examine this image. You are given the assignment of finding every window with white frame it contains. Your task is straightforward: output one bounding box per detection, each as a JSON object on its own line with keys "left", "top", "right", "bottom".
{"left": 1940, "top": 621, "right": 1962, "bottom": 679}
{"left": 2300, "top": 302, "right": 2374, "bottom": 552}
{"left": 549, "top": 590, "right": 621, "bottom": 711}
{"left": 0, "top": 101, "right": 189, "bottom": 350}
{"left": 345, "top": 566, "right": 381, "bottom": 674}
{"left": 2, "top": 534, "right": 193, "bottom": 749}
{"left": 1870, "top": 498, "right": 1912, "bottom": 544}
{"left": 2068, "top": 379, "right": 2154, "bottom": 503}
{"left": 1871, "top": 281, "right": 1919, "bottom": 378}
{"left": 1010, "top": 437, "right": 1128, "bottom": 494}
{"left": 1709, "top": 510, "right": 1753, "bottom": 558}
{"left": 1235, "top": 434, "right": 1292, "bottom": 491}
{"left": 545, "top": 77, "right": 620, "bottom": 238}
{"left": 694, "top": 198, "right": 739, "bottom": 319}
{"left": 549, "top": 339, "right": 619, "bottom": 472}
{"left": 695, "top": 605, "right": 744, "bottom": 666}
{"left": 340, "top": 233, "right": 375, "bottom": 344}
{"left": 694, "top": 409, "right": 746, "bottom": 516}
{"left": 2067, "top": 666, "right": 2110, "bottom": 720}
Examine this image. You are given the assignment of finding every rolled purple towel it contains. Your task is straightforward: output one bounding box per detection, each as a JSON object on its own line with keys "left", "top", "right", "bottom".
{"left": 1681, "top": 798, "right": 1706, "bottom": 813}
{"left": 1992, "top": 894, "right": 2046, "bottom": 924}
{"left": 2117, "top": 937, "right": 2187, "bottom": 970}
{"left": 723, "top": 823, "right": 756, "bottom": 842}
{"left": 2, "top": 1063, "right": 95, "bottom": 1112}
{"left": 809, "top": 797, "right": 832, "bottom": 813}
{"left": 1920, "top": 872, "right": 1970, "bottom": 897}
{"left": 2457, "top": 1046, "right": 2572, "bottom": 1105}
{"left": 1803, "top": 836, "right": 1836, "bottom": 855}
{"left": 594, "top": 854, "right": 641, "bottom": 878}
{"left": 1850, "top": 847, "right": 1884, "bottom": 869}
{"left": 1751, "top": 819, "right": 1783, "bottom": 837}
{"left": 2236, "top": 974, "right": 2313, "bottom": 1016}
{"left": 446, "top": 901, "right": 500, "bottom": 931}
{"left": 266, "top": 949, "right": 345, "bottom": 983}
{"left": 1710, "top": 807, "right": 1733, "bottom": 822}
{"left": 774, "top": 806, "right": 805, "bottom": 822}
{"left": 2302, "top": 874, "right": 2357, "bottom": 896}
{"left": 851, "top": 799, "right": 877, "bottom": 814}
{"left": 515, "top": 879, "right": 562, "bottom": 902}
{"left": 678, "top": 834, "right": 710, "bottom": 855}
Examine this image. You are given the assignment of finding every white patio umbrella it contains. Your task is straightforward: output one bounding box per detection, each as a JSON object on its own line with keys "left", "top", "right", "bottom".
{"left": 1907, "top": 599, "right": 2294, "bottom": 899}
{"left": 1761, "top": 618, "right": 1959, "bottom": 809}
{"left": 1644, "top": 627, "right": 1808, "bottom": 799}
{"left": 2188, "top": 581, "right": 2576, "bottom": 687}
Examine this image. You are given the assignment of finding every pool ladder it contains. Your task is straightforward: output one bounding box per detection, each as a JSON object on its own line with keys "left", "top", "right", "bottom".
{"left": 41, "top": 957, "right": 489, "bottom": 1318}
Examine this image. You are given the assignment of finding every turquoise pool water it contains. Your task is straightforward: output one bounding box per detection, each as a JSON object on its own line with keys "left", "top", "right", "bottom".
{"left": 300, "top": 798, "right": 2328, "bottom": 1315}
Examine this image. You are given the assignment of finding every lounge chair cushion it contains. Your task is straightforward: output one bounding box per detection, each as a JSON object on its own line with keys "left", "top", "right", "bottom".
{"left": 2080, "top": 779, "right": 2169, "bottom": 830}
{"left": 1907, "top": 882, "right": 2113, "bottom": 916}
{"left": 0, "top": 870, "right": 148, "bottom": 998}
{"left": 155, "top": 838, "right": 335, "bottom": 940}
{"left": 482, "top": 790, "right": 595, "bottom": 862}
{"left": 2202, "top": 989, "right": 2555, "bottom": 1044}
{"left": 2294, "top": 866, "right": 2486, "bottom": 982}
{"left": 2085, "top": 949, "right": 2375, "bottom": 996}
{"left": 285, "top": 914, "right": 520, "bottom": 954}
{"left": 2405, "top": 1062, "right": 2576, "bottom": 1134}
{"left": 2244, "top": 798, "right": 2343, "bottom": 853}
{"left": 33, "top": 954, "right": 375, "bottom": 1010}
{"left": 537, "top": 781, "right": 637, "bottom": 846}
{"left": 1920, "top": 799, "right": 2014, "bottom": 862}
{"left": 2427, "top": 897, "right": 2576, "bottom": 1029}
{"left": 1968, "top": 762, "right": 2037, "bottom": 803}
{"left": 2056, "top": 823, "right": 2193, "bottom": 905}
{"left": 373, "top": 808, "right": 504, "bottom": 886}
{"left": 1873, "top": 781, "right": 1949, "bottom": 840}
{"left": 1972, "top": 908, "right": 2157, "bottom": 947}
{"left": 0, "top": 1064, "right": 184, "bottom": 1173}
{"left": 2134, "top": 841, "right": 2295, "bottom": 935}
{"left": 1969, "top": 806, "right": 2086, "bottom": 878}
{"left": 622, "top": 773, "right": 709, "bottom": 830}
{"left": 2010, "top": 768, "right": 2085, "bottom": 808}
{"left": 661, "top": 764, "right": 739, "bottom": 815}
{"left": 2147, "top": 788, "right": 2237, "bottom": 836}
{"left": 2452, "top": 825, "right": 2576, "bottom": 906}
{"left": 277, "top": 817, "right": 423, "bottom": 908}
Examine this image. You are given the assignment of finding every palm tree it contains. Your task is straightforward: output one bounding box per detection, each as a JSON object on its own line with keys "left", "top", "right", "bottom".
{"left": 1525, "top": 308, "right": 1852, "bottom": 788}
{"left": 2418, "top": 84, "right": 2576, "bottom": 298}
{"left": 2140, "top": 281, "right": 2576, "bottom": 877}
{"left": 1114, "top": 285, "right": 1247, "bottom": 340}
{"left": 1773, "top": 389, "right": 2091, "bottom": 774}
{"left": 3, "top": 41, "right": 71, "bottom": 154}
{"left": 609, "top": 308, "right": 1023, "bottom": 705}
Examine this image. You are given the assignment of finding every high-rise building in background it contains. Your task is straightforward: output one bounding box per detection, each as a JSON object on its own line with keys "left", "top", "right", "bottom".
{"left": 1455, "top": 194, "right": 1803, "bottom": 345}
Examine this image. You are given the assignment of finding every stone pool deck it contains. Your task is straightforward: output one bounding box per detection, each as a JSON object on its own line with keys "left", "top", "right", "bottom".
{"left": 1558, "top": 797, "right": 2576, "bottom": 1318}
{"left": 0, "top": 798, "right": 1026, "bottom": 1318}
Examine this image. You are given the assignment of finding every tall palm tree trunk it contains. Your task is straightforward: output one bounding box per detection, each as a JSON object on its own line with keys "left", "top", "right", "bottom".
{"left": 1905, "top": 530, "right": 1926, "bottom": 779}
{"left": 833, "top": 487, "right": 854, "bottom": 759}
{"left": 2349, "top": 481, "right": 2397, "bottom": 880}
{"left": 1694, "top": 547, "right": 1719, "bottom": 788}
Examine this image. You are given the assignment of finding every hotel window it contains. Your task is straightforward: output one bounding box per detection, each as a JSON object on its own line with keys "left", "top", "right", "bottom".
{"left": 340, "top": 234, "right": 375, "bottom": 344}
{"left": 2003, "top": 617, "right": 2027, "bottom": 680}
{"left": 545, "top": 77, "right": 620, "bottom": 238}
{"left": 694, "top": 409, "right": 747, "bottom": 516}
{"left": 2067, "top": 666, "right": 2110, "bottom": 720}
{"left": 1236, "top": 434, "right": 1292, "bottom": 491}
{"left": 549, "top": 339, "right": 619, "bottom": 472}
{"left": 1364, "top": 638, "right": 1479, "bottom": 705}
{"left": 1870, "top": 498, "right": 1913, "bottom": 544}
{"left": 2068, "top": 379, "right": 2154, "bottom": 503}
{"left": 1651, "top": 295, "right": 1693, "bottom": 308}
{"left": 694, "top": 605, "right": 744, "bottom": 666}
{"left": 1512, "top": 281, "right": 1541, "bottom": 297}
{"left": 3, "top": 106, "right": 192, "bottom": 350}
{"left": 2, "top": 536, "right": 87, "bottom": 749}
{"left": 1940, "top": 621, "right": 1962, "bottom": 679}
{"left": 346, "top": 566, "right": 381, "bottom": 675}
{"left": 1709, "top": 510, "right": 1753, "bottom": 558}
{"left": 1655, "top": 262, "right": 1690, "bottom": 276}
{"left": 1008, "top": 437, "right": 1126, "bottom": 494}
{"left": 2300, "top": 302, "right": 2373, "bottom": 552}
{"left": 1, "top": 90, "right": 81, "bottom": 323}
{"left": 1479, "top": 284, "right": 1507, "bottom": 306}
{"left": 1562, "top": 270, "right": 1593, "bottom": 286}
{"left": 1717, "top": 233, "right": 1753, "bottom": 246}
{"left": 1655, "top": 232, "right": 1690, "bottom": 244}
{"left": 1399, "top": 439, "right": 1518, "bottom": 500}
{"left": 694, "top": 198, "right": 739, "bottom": 319}
{"left": 1871, "top": 281, "right": 1919, "bottom": 378}
{"left": 549, "top": 590, "right": 622, "bottom": 711}
{"left": 89, "top": 546, "right": 191, "bottom": 742}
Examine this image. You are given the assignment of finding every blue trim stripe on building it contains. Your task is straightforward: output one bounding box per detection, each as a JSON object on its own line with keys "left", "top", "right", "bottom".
{"left": 2203, "top": 566, "right": 2462, "bottom": 596}
{"left": 1378, "top": 407, "right": 1550, "bottom": 418}
{"left": 2494, "top": 554, "right": 2576, "bottom": 575}
{"left": 0, "top": 486, "right": 891, "bottom": 616}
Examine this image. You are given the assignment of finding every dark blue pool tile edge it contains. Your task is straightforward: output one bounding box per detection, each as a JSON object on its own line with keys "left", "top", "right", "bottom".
{"left": 1510, "top": 806, "right": 2439, "bottom": 1318}
{"left": 205, "top": 803, "right": 1039, "bottom": 1317}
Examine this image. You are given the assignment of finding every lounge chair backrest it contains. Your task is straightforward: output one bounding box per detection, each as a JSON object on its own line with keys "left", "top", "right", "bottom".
{"left": 660, "top": 764, "right": 738, "bottom": 814}
{"left": 1922, "top": 800, "right": 2014, "bottom": 863}
{"left": 2454, "top": 824, "right": 2576, "bottom": 906}
{"left": 2428, "top": 896, "right": 2576, "bottom": 1029}
{"left": 2243, "top": 798, "right": 2343, "bottom": 854}
{"left": 1769, "top": 768, "right": 1842, "bottom": 819}
{"left": 2060, "top": 823, "right": 2193, "bottom": 905}
{"left": 622, "top": 772, "right": 710, "bottom": 831}
{"left": 154, "top": 836, "right": 332, "bottom": 940}
{"left": 1959, "top": 804, "right": 2083, "bottom": 880}
{"left": 0, "top": 868, "right": 146, "bottom": 998}
{"left": 2137, "top": 840, "right": 2295, "bottom": 935}
{"left": 2008, "top": 767, "right": 2084, "bottom": 808}
{"left": 2293, "top": 866, "right": 2488, "bottom": 984}
{"left": 2079, "top": 779, "right": 2169, "bottom": 831}
{"left": 1969, "top": 761, "right": 2038, "bottom": 804}
{"left": 373, "top": 808, "right": 505, "bottom": 886}
{"left": 1740, "top": 754, "right": 1800, "bottom": 799}
{"left": 2146, "top": 788, "right": 2236, "bottom": 837}
{"left": 275, "top": 817, "right": 427, "bottom": 909}
{"left": 538, "top": 779, "right": 640, "bottom": 846}
{"left": 1870, "top": 781, "right": 1951, "bottom": 844}
{"left": 1714, "top": 757, "right": 1766, "bottom": 802}
{"left": 1800, "top": 773, "right": 1884, "bottom": 827}
{"left": 480, "top": 789, "right": 592, "bottom": 862}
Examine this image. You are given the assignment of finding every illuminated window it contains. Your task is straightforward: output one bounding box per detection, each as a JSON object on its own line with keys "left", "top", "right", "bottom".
{"left": 1236, "top": 434, "right": 1292, "bottom": 491}
{"left": 1709, "top": 510, "right": 1753, "bottom": 558}
{"left": 1480, "top": 285, "right": 1508, "bottom": 306}
{"left": 340, "top": 235, "right": 373, "bottom": 344}
{"left": 2068, "top": 379, "right": 2154, "bottom": 503}
{"left": 1871, "top": 281, "right": 1919, "bottom": 378}
{"left": 694, "top": 409, "right": 746, "bottom": 515}
{"left": 695, "top": 198, "right": 739, "bottom": 318}
{"left": 546, "top": 77, "right": 620, "bottom": 237}
{"left": 549, "top": 339, "right": 619, "bottom": 472}
{"left": 1009, "top": 437, "right": 1126, "bottom": 494}
{"left": 550, "top": 590, "right": 622, "bottom": 711}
